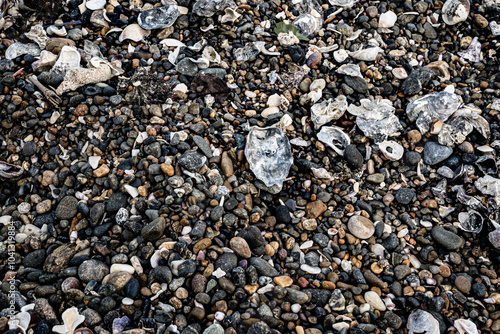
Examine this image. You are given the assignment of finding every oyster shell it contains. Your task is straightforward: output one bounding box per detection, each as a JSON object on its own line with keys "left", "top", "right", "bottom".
{"left": 293, "top": 13, "right": 322, "bottom": 38}
{"left": 6, "top": 42, "right": 41, "bottom": 60}
{"left": 454, "top": 319, "right": 478, "bottom": 334}
{"left": 0, "top": 161, "right": 24, "bottom": 178}
{"left": 407, "top": 310, "right": 440, "bottom": 334}
{"left": 202, "top": 46, "right": 221, "bottom": 64}
{"left": 25, "top": 24, "right": 49, "bottom": 48}
{"left": 278, "top": 31, "right": 300, "bottom": 47}
{"left": 86, "top": 0, "right": 106, "bottom": 10}
{"left": 337, "top": 63, "right": 362, "bottom": 78}
{"left": 441, "top": 0, "right": 469, "bottom": 25}
{"left": 32, "top": 51, "right": 58, "bottom": 72}
{"left": 220, "top": 7, "right": 241, "bottom": 23}
{"left": 192, "top": 0, "right": 236, "bottom": 17}
{"left": 52, "top": 46, "right": 81, "bottom": 75}
{"left": 119, "top": 24, "right": 151, "bottom": 42}
{"left": 317, "top": 126, "right": 350, "bottom": 156}
{"left": 347, "top": 47, "right": 381, "bottom": 61}
{"left": 457, "top": 210, "right": 483, "bottom": 233}
{"left": 310, "top": 95, "right": 347, "bottom": 129}
{"left": 245, "top": 126, "right": 293, "bottom": 188}
{"left": 378, "top": 140, "right": 404, "bottom": 161}
{"left": 138, "top": 4, "right": 179, "bottom": 30}
{"left": 47, "top": 25, "right": 67, "bottom": 36}
{"left": 438, "top": 107, "right": 490, "bottom": 146}
{"left": 378, "top": 11, "right": 397, "bottom": 30}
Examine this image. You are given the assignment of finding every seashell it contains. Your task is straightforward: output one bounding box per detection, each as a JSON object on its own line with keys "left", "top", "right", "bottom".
{"left": 0, "top": 161, "right": 24, "bottom": 178}
{"left": 306, "top": 52, "right": 322, "bottom": 68}
{"left": 426, "top": 60, "right": 450, "bottom": 81}
{"left": 119, "top": 24, "right": 150, "bottom": 42}
{"left": 278, "top": 31, "right": 300, "bottom": 47}
{"left": 5, "top": 42, "right": 41, "bottom": 60}
{"left": 74, "top": 328, "right": 94, "bottom": 334}
{"left": 86, "top": 0, "right": 106, "bottom": 10}
{"left": 378, "top": 11, "right": 397, "bottom": 29}
{"left": 47, "top": 25, "right": 67, "bottom": 36}
{"left": 138, "top": 4, "right": 179, "bottom": 30}
{"left": 334, "top": 49, "right": 349, "bottom": 62}
{"left": 458, "top": 210, "right": 483, "bottom": 233}
{"left": 220, "top": 7, "right": 241, "bottom": 23}
{"left": 25, "top": 24, "right": 49, "bottom": 48}
{"left": 378, "top": 140, "right": 404, "bottom": 161}
{"left": 52, "top": 307, "right": 85, "bottom": 334}
{"left": 337, "top": 63, "right": 362, "bottom": 78}
{"left": 53, "top": 46, "right": 81, "bottom": 74}
{"left": 202, "top": 46, "right": 221, "bottom": 64}
{"left": 32, "top": 51, "right": 57, "bottom": 72}
{"left": 293, "top": 13, "right": 322, "bottom": 37}
{"left": 310, "top": 95, "right": 348, "bottom": 129}
{"left": 454, "top": 319, "right": 479, "bottom": 334}
{"left": 90, "top": 10, "right": 110, "bottom": 28}
{"left": 8, "top": 310, "right": 31, "bottom": 334}
{"left": 160, "top": 38, "right": 186, "bottom": 47}
{"left": 317, "top": 126, "right": 351, "bottom": 156}
{"left": 441, "top": 0, "right": 469, "bottom": 25}
{"left": 347, "top": 47, "right": 382, "bottom": 61}
{"left": 244, "top": 126, "right": 293, "bottom": 188}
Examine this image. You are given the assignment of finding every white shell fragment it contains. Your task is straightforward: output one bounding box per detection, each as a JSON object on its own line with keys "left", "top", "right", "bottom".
{"left": 441, "top": 0, "right": 470, "bottom": 25}
{"left": 457, "top": 210, "right": 483, "bottom": 233}
{"left": 347, "top": 47, "right": 382, "bottom": 61}
{"left": 310, "top": 95, "right": 348, "bottom": 129}
{"left": 86, "top": 0, "right": 106, "bottom": 10}
{"left": 378, "top": 11, "right": 397, "bottom": 29}
{"left": 334, "top": 49, "right": 349, "bottom": 62}
{"left": 119, "top": 24, "right": 151, "bottom": 42}
{"left": 138, "top": 4, "right": 179, "bottom": 30}
{"left": 52, "top": 46, "right": 81, "bottom": 74}
{"left": 317, "top": 126, "right": 351, "bottom": 156}
{"left": 47, "top": 25, "right": 68, "bottom": 36}
{"left": 407, "top": 309, "right": 440, "bottom": 334}
{"left": 25, "top": 24, "right": 49, "bottom": 49}
{"left": 220, "top": 7, "right": 241, "bottom": 23}
{"left": 454, "top": 319, "right": 478, "bottom": 334}
{"left": 245, "top": 126, "right": 293, "bottom": 188}
{"left": 5, "top": 42, "right": 41, "bottom": 60}
{"left": 378, "top": 140, "right": 404, "bottom": 161}
{"left": 52, "top": 307, "right": 85, "bottom": 334}
{"left": 202, "top": 46, "right": 221, "bottom": 64}
{"left": 337, "top": 64, "right": 362, "bottom": 78}
{"left": 278, "top": 31, "right": 300, "bottom": 47}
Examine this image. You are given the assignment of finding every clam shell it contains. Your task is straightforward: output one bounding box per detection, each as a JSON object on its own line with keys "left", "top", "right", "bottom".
{"left": 441, "top": 0, "right": 469, "bottom": 25}
{"left": 378, "top": 11, "right": 397, "bottom": 29}
{"left": 138, "top": 4, "right": 179, "bottom": 30}
{"left": 119, "top": 24, "right": 151, "bottom": 42}
{"left": 378, "top": 140, "right": 404, "bottom": 161}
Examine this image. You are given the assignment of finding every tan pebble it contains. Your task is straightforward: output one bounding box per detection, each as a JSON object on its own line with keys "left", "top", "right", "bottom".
{"left": 94, "top": 164, "right": 110, "bottom": 177}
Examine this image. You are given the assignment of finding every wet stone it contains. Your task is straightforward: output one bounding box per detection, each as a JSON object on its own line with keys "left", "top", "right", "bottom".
{"left": 55, "top": 196, "right": 78, "bottom": 220}
{"left": 423, "top": 142, "right": 453, "bottom": 165}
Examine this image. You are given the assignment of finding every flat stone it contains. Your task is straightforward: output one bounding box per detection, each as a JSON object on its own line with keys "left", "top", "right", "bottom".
{"left": 347, "top": 215, "right": 375, "bottom": 239}
{"left": 230, "top": 237, "right": 251, "bottom": 258}
{"left": 431, "top": 226, "right": 464, "bottom": 250}
{"left": 43, "top": 243, "right": 77, "bottom": 274}
{"left": 423, "top": 142, "right": 453, "bottom": 165}
{"left": 55, "top": 196, "right": 78, "bottom": 220}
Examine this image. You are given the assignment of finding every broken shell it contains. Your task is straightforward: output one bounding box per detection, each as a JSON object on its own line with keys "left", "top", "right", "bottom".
{"left": 407, "top": 309, "right": 440, "bottom": 334}
{"left": 53, "top": 46, "right": 81, "bottom": 74}
{"left": 334, "top": 49, "right": 349, "bottom": 62}
{"left": 317, "top": 126, "right": 351, "bottom": 156}
{"left": 441, "top": 0, "right": 469, "bottom": 25}
{"left": 378, "top": 11, "right": 397, "bottom": 29}
{"left": 220, "top": 7, "right": 241, "bottom": 23}
{"left": 138, "top": 4, "right": 179, "bottom": 30}
{"left": 347, "top": 47, "right": 382, "bottom": 61}
{"left": 0, "top": 161, "right": 24, "bottom": 178}
{"left": 244, "top": 126, "right": 293, "bottom": 188}
{"left": 458, "top": 210, "right": 483, "bottom": 233}
{"left": 202, "top": 46, "right": 221, "bottom": 64}
{"left": 278, "top": 31, "right": 300, "bottom": 47}
{"left": 25, "top": 24, "right": 49, "bottom": 49}
{"left": 310, "top": 95, "right": 348, "bottom": 129}
{"left": 47, "top": 25, "right": 67, "bottom": 36}
{"left": 293, "top": 13, "right": 322, "bottom": 37}
{"left": 454, "top": 319, "right": 478, "bottom": 334}
{"left": 86, "top": 0, "right": 106, "bottom": 10}
{"left": 119, "top": 24, "right": 151, "bottom": 42}
{"left": 5, "top": 42, "right": 41, "bottom": 60}
{"left": 426, "top": 60, "right": 451, "bottom": 81}
{"left": 337, "top": 63, "right": 362, "bottom": 78}
{"left": 378, "top": 140, "right": 404, "bottom": 161}
{"left": 192, "top": 0, "right": 236, "bottom": 17}
{"left": 32, "top": 51, "right": 58, "bottom": 72}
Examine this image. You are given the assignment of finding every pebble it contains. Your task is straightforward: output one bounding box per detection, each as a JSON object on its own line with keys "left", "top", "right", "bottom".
{"left": 423, "top": 142, "right": 453, "bottom": 165}
{"left": 348, "top": 215, "right": 375, "bottom": 239}
{"left": 431, "top": 226, "right": 464, "bottom": 250}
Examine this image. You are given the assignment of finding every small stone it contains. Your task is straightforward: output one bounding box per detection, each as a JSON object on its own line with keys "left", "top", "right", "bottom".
{"left": 43, "top": 243, "right": 77, "bottom": 274}
{"left": 455, "top": 276, "right": 471, "bottom": 294}
{"left": 344, "top": 145, "right": 364, "bottom": 169}
{"left": 275, "top": 205, "right": 291, "bottom": 224}
{"left": 79, "top": 259, "right": 109, "bottom": 283}
{"left": 94, "top": 164, "right": 110, "bottom": 177}
{"left": 274, "top": 276, "right": 293, "bottom": 287}
{"left": 395, "top": 188, "right": 415, "bottom": 205}
{"left": 230, "top": 237, "right": 251, "bottom": 258}
{"left": 141, "top": 217, "right": 166, "bottom": 240}
{"left": 366, "top": 173, "right": 385, "bottom": 184}
{"left": 364, "top": 291, "right": 386, "bottom": 311}
{"left": 347, "top": 215, "right": 375, "bottom": 239}
{"left": 431, "top": 226, "right": 464, "bottom": 250}
{"left": 55, "top": 196, "right": 78, "bottom": 220}
{"left": 423, "top": 142, "right": 453, "bottom": 165}
{"left": 305, "top": 200, "right": 327, "bottom": 218}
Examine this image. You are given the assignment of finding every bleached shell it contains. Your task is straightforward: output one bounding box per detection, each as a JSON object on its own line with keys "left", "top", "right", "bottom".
{"left": 6, "top": 43, "right": 40, "bottom": 60}
{"left": 202, "top": 46, "right": 221, "bottom": 64}
{"left": 119, "top": 24, "right": 150, "bottom": 42}
{"left": 220, "top": 7, "right": 241, "bottom": 23}
{"left": 317, "top": 126, "right": 351, "bottom": 156}
{"left": 454, "top": 319, "right": 478, "bottom": 334}
{"left": 378, "top": 11, "right": 397, "bottom": 28}
{"left": 47, "top": 25, "right": 67, "bottom": 36}
{"left": 378, "top": 140, "right": 404, "bottom": 161}
{"left": 278, "top": 31, "right": 300, "bottom": 47}
{"left": 160, "top": 38, "right": 186, "bottom": 47}
{"left": 32, "top": 51, "right": 57, "bottom": 72}
{"left": 86, "top": 0, "right": 106, "bottom": 10}
{"left": 53, "top": 46, "right": 81, "bottom": 74}
{"left": 337, "top": 64, "right": 362, "bottom": 78}
{"left": 441, "top": 0, "right": 470, "bottom": 25}
{"left": 347, "top": 47, "right": 382, "bottom": 61}
{"left": 334, "top": 49, "right": 349, "bottom": 62}
{"left": 309, "top": 78, "right": 326, "bottom": 91}
{"left": 25, "top": 24, "right": 49, "bottom": 48}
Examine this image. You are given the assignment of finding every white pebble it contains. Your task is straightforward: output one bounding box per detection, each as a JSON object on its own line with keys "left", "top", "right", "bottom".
{"left": 110, "top": 264, "right": 135, "bottom": 274}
